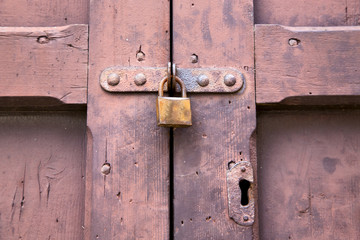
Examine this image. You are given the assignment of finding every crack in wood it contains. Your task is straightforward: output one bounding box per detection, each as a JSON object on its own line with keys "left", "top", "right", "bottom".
{"left": 19, "top": 163, "right": 26, "bottom": 221}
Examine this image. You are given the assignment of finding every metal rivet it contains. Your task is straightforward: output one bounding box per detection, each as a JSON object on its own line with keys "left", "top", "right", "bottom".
{"left": 134, "top": 73, "right": 147, "bottom": 86}
{"left": 101, "top": 163, "right": 111, "bottom": 175}
{"left": 288, "top": 38, "right": 300, "bottom": 46}
{"left": 197, "top": 74, "right": 209, "bottom": 87}
{"left": 241, "top": 166, "right": 246, "bottom": 172}
{"left": 243, "top": 215, "right": 249, "bottom": 221}
{"left": 190, "top": 54, "right": 198, "bottom": 63}
{"left": 224, "top": 74, "right": 236, "bottom": 87}
{"left": 136, "top": 51, "right": 145, "bottom": 61}
{"left": 107, "top": 73, "right": 120, "bottom": 86}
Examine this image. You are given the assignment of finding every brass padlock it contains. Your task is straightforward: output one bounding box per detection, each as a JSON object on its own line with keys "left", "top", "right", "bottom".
{"left": 156, "top": 76, "right": 192, "bottom": 127}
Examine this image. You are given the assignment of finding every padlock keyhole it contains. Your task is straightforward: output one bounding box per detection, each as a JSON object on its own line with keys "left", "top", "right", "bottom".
{"left": 239, "top": 179, "right": 250, "bottom": 206}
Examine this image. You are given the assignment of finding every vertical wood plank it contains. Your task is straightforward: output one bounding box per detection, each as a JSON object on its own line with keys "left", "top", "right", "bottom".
{"left": 172, "top": 0, "right": 256, "bottom": 239}
{"left": 0, "top": 112, "right": 86, "bottom": 240}
{"left": 87, "top": 1, "right": 170, "bottom": 239}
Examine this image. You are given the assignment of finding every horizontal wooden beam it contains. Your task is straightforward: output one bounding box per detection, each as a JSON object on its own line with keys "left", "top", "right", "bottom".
{"left": 255, "top": 25, "right": 360, "bottom": 104}
{"left": 0, "top": 24, "right": 88, "bottom": 104}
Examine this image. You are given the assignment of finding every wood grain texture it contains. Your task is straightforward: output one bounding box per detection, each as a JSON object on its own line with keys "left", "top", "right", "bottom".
{"left": 0, "top": 0, "right": 88, "bottom": 27}
{"left": 255, "top": 25, "right": 360, "bottom": 104}
{"left": 87, "top": 0, "right": 170, "bottom": 239}
{"left": 173, "top": 0, "right": 256, "bottom": 239}
{"left": 0, "top": 112, "right": 86, "bottom": 240}
{"left": 0, "top": 25, "right": 88, "bottom": 104}
{"left": 254, "top": 0, "right": 360, "bottom": 26}
{"left": 258, "top": 110, "right": 360, "bottom": 239}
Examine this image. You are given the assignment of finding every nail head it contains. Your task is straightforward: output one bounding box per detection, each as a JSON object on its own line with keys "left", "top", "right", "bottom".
{"left": 190, "top": 54, "right": 198, "bottom": 63}
{"left": 136, "top": 51, "right": 145, "bottom": 61}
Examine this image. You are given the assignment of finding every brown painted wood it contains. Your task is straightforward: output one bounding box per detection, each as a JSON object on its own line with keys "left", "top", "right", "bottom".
{"left": 254, "top": 0, "right": 360, "bottom": 26}
{"left": 0, "top": 25, "right": 88, "bottom": 104}
{"left": 172, "top": 0, "right": 256, "bottom": 239}
{"left": 0, "top": 0, "right": 88, "bottom": 27}
{"left": 255, "top": 25, "right": 360, "bottom": 104}
{"left": 257, "top": 109, "right": 360, "bottom": 239}
{"left": 0, "top": 112, "right": 86, "bottom": 239}
{"left": 87, "top": 0, "right": 170, "bottom": 239}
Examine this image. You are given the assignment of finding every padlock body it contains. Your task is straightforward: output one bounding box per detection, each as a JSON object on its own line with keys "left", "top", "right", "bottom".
{"left": 156, "top": 96, "right": 192, "bottom": 127}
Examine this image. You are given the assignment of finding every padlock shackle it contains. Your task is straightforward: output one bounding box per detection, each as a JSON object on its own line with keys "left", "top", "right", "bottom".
{"left": 158, "top": 76, "right": 187, "bottom": 98}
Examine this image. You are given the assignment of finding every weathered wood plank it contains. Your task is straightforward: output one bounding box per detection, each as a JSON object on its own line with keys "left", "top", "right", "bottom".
{"left": 255, "top": 25, "right": 360, "bottom": 104}
{"left": 0, "top": 25, "right": 88, "bottom": 104}
{"left": 0, "top": 0, "right": 88, "bottom": 27}
{"left": 0, "top": 112, "right": 86, "bottom": 240}
{"left": 173, "top": 0, "right": 256, "bottom": 239}
{"left": 87, "top": 0, "right": 170, "bottom": 239}
{"left": 254, "top": 0, "right": 360, "bottom": 26}
{"left": 258, "top": 110, "right": 360, "bottom": 239}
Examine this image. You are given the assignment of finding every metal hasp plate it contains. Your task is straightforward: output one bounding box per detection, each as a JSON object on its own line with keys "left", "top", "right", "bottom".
{"left": 226, "top": 161, "right": 254, "bottom": 226}
{"left": 100, "top": 66, "right": 245, "bottom": 93}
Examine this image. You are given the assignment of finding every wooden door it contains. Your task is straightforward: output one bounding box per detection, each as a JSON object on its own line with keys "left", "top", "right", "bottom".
{"left": 1, "top": 0, "right": 360, "bottom": 239}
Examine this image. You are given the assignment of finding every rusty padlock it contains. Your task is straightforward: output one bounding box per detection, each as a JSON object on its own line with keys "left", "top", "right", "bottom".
{"left": 156, "top": 76, "right": 192, "bottom": 127}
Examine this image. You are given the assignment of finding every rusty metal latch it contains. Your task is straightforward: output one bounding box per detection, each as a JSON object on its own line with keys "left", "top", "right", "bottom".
{"left": 227, "top": 161, "right": 254, "bottom": 226}
{"left": 99, "top": 65, "right": 245, "bottom": 93}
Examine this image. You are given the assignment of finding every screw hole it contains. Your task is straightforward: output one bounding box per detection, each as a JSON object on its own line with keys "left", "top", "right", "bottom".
{"left": 228, "top": 161, "right": 236, "bottom": 169}
{"left": 288, "top": 38, "right": 300, "bottom": 46}
{"left": 191, "top": 53, "right": 198, "bottom": 63}
{"left": 101, "top": 163, "right": 111, "bottom": 175}
{"left": 37, "top": 36, "right": 50, "bottom": 44}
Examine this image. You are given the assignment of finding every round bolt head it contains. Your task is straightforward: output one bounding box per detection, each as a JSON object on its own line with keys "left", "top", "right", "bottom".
{"left": 240, "top": 166, "right": 246, "bottom": 172}
{"left": 224, "top": 74, "right": 236, "bottom": 87}
{"left": 136, "top": 51, "right": 145, "bottom": 61}
{"left": 134, "top": 73, "right": 147, "bottom": 86}
{"left": 197, "top": 74, "right": 209, "bottom": 87}
{"left": 101, "top": 163, "right": 111, "bottom": 175}
{"left": 107, "top": 73, "right": 120, "bottom": 86}
{"left": 243, "top": 215, "right": 249, "bottom": 221}
{"left": 190, "top": 54, "right": 198, "bottom": 63}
